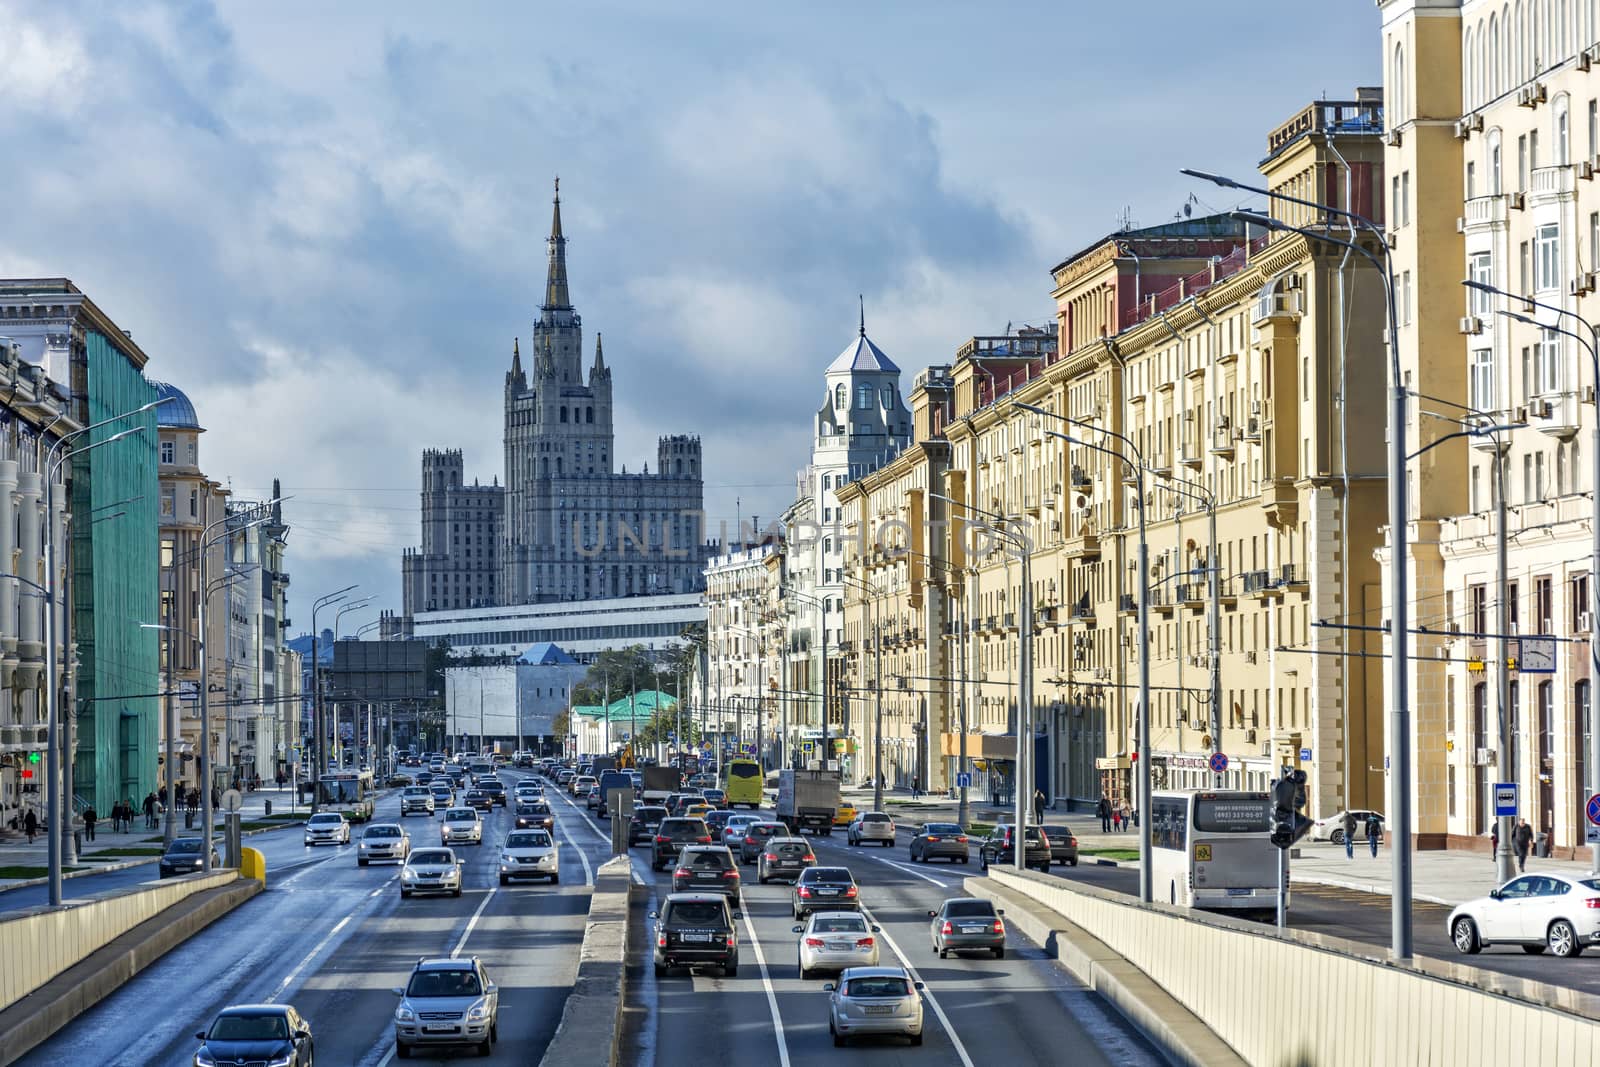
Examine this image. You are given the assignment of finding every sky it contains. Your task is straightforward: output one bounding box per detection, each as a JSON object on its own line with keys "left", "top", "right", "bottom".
{"left": 0, "top": 0, "right": 1379, "bottom": 637}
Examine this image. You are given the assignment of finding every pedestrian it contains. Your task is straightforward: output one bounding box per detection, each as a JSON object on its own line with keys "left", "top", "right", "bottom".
{"left": 84, "top": 806, "right": 97, "bottom": 842}
{"left": 1340, "top": 810, "right": 1357, "bottom": 860}
{"left": 1032, "top": 788, "right": 1045, "bottom": 824}
{"left": 1365, "top": 811, "right": 1382, "bottom": 858}
{"left": 1120, "top": 803, "right": 1131, "bottom": 832}
{"left": 143, "top": 792, "right": 157, "bottom": 830}
{"left": 24, "top": 807, "right": 38, "bottom": 843}
{"left": 1512, "top": 817, "right": 1534, "bottom": 872}
{"left": 1111, "top": 806, "right": 1121, "bottom": 832}
{"left": 1096, "top": 794, "right": 1111, "bottom": 833}
{"left": 109, "top": 802, "right": 121, "bottom": 832}
{"left": 1490, "top": 820, "right": 1499, "bottom": 864}
{"left": 211, "top": 787, "right": 220, "bottom": 811}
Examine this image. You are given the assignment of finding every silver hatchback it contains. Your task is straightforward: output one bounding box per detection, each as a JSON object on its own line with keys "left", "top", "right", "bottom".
{"left": 825, "top": 967, "right": 924, "bottom": 1047}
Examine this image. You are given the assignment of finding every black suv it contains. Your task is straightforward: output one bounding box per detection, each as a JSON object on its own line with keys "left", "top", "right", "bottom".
{"left": 652, "top": 892, "right": 740, "bottom": 978}
{"left": 671, "top": 845, "right": 742, "bottom": 897}
{"left": 979, "top": 824, "right": 1053, "bottom": 872}
{"left": 792, "top": 866, "right": 860, "bottom": 919}
{"left": 628, "top": 805, "right": 669, "bottom": 846}
{"left": 515, "top": 799, "right": 553, "bottom": 831}
{"left": 651, "top": 817, "right": 712, "bottom": 871}
{"left": 479, "top": 778, "right": 507, "bottom": 807}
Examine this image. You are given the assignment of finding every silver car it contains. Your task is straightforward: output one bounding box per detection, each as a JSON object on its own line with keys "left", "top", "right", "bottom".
{"left": 794, "top": 910, "right": 881, "bottom": 979}
{"left": 358, "top": 823, "right": 411, "bottom": 866}
{"left": 392, "top": 955, "right": 498, "bottom": 1057}
{"left": 825, "top": 966, "right": 924, "bottom": 1047}
{"left": 400, "top": 847, "right": 463, "bottom": 898}
{"left": 303, "top": 812, "right": 350, "bottom": 846}
{"left": 929, "top": 896, "right": 1006, "bottom": 958}
{"left": 847, "top": 812, "right": 897, "bottom": 847}
{"left": 722, "top": 814, "right": 760, "bottom": 849}
{"left": 440, "top": 807, "right": 483, "bottom": 846}
{"left": 400, "top": 786, "right": 434, "bottom": 817}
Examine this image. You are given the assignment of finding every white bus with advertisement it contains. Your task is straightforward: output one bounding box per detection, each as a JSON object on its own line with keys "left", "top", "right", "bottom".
{"left": 1149, "top": 789, "right": 1280, "bottom": 914}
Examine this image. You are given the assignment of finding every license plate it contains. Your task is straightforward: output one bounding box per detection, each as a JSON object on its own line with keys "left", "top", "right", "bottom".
{"left": 684, "top": 933, "right": 711, "bottom": 942}
{"left": 424, "top": 1025, "right": 456, "bottom": 1033}
{"left": 961, "top": 925, "right": 985, "bottom": 934}
{"left": 818, "top": 888, "right": 838, "bottom": 896}
{"left": 826, "top": 941, "right": 853, "bottom": 951}
{"left": 864, "top": 1006, "right": 894, "bottom": 1016}
{"left": 1226, "top": 888, "right": 1253, "bottom": 897}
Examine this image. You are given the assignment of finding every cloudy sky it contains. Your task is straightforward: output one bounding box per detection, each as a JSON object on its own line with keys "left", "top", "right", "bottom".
{"left": 0, "top": 0, "right": 1377, "bottom": 634}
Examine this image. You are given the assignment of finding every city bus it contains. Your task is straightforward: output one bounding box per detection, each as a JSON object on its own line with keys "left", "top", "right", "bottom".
{"left": 723, "top": 757, "right": 764, "bottom": 809}
{"left": 1148, "top": 789, "right": 1280, "bottom": 913}
{"left": 317, "top": 771, "right": 376, "bottom": 823}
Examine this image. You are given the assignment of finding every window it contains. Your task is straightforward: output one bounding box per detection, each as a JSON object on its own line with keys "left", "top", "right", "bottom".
{"left": 1400, "top": 271, "right": 1412, "bottom": 326}
{"left": 1469, "top": 252, "right": 1493, "bottom": 315}
{"left": 835, "top": 384, "right": 847, "bottom": 409}
{"left": 1470, "top": 583, "right": 1487, "bottom": 632}
{"left": 1535, "top": 224, "right": 1561, "bottom": 291}
{"left": 1470, "top": 347, "right": 1495, "bottom": 414}
{"left": 1557, "top": 98, "right": 1571, "bottom": 165}
{"left": 881, "top": 385, "right": 894, "bottom": 408}
{"left": 1590, "top": 100, "right": 1598, "bottom": 162}
{"left": 1489, "top": 133, "right": 1503, "bottom": 194}
{"left": 856, "top": 383, "right": 873, "bottom": 410}
{"left": 1539, "top": 327, "right": 1562, "bottom": 394}
{"left": 1535, "top": 575, "right": 1553, "bottom": 632}
{"left": 1401, "top": 171, "right": 1411, "bottom": 226}
{"left": 1519, "top": 134, "right": 1529, "bottom": 191}
{"left": 1573, "top": 572, "right": 1591, "bottom": 631}
{"left": 160, "top": 440, "right": 175, "bottom": 464}
{"left": 1521, "top": 240, "right": 1532, "bottom": 294}
{"left": 1467, "top": 160, "right": 1477, "bottom": 199}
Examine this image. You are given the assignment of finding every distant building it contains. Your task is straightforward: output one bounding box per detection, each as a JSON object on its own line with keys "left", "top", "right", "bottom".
{"left": 515, "top": 643, "right": 586, "bottom": 750}
{"left": 412, "top": 592, "right": 703, "bottom": 661}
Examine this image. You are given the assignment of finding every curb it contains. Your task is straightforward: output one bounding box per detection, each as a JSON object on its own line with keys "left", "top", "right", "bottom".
{"left": 1290, "top": 871, "right": 1458, "bottom": 907}
{"left": 0, "top": 819, "right": 306, "bottom": 896}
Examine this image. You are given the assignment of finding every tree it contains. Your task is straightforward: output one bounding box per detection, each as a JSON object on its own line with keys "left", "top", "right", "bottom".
{"left": 633, "top": 699, "right": 700, "bottom": 750}
{"left": 571, "top": 644, "right": 667, "bottom": 707}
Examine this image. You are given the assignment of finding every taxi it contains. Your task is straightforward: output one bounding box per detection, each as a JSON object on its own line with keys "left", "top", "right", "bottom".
{"left": 833, "top": 802, "right": 858, "bottom": 828}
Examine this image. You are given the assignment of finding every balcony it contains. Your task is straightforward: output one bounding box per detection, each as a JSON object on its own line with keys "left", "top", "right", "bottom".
{"left": 1062, "top": 524, "right": 1101, "bottom": 560}
{"left": 1003, "top": 612, "right": 1018, "bottom": 632}
{"left": 1259, "top": 476, "right": 1298, "bottom": 527}
{"left": 1210, "top": 417, "right": 1236, "bottom": 456}
{"left": 1280, "top": 563, "right": 1308, "bottom": 588}
{"left": 1460, "top": 194, "right": 1509, "bottom": 232}
{"left": 1179, "top": 440, "right": 1204, "bottom": 469}
{"left": 1070, "top": 595, "right": 1094, "bottom": 621}
{"left": 1118, "top": 593, "right": 1136, "bottom": 615}
{"left": 1178, "top": 583, "right": 1205, "bottom": 607}
{"left": 1530, "top": 164, "right": 1576, "bottom": 202}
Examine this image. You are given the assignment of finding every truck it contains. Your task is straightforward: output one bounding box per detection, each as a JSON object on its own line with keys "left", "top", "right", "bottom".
{"left": 589, "top": 755, "right": 617, "bottom": 775}
{"left": 491, "top": 741, "right": 514, "bottom": 757}
{"left": 776, "top": 768, "right": 841, "bottom": 835}
{"left": 641, "top": 765, "right": 682, "bottom": 805}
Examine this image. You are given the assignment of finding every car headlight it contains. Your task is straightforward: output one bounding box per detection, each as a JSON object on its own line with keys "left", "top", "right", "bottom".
{"left": 395, "top": 1004, "right": 415, "bottom": 1022}
{"left": 266, "top": 1053, "right": 294, "bottom": 1067}
{"left": 194, "top": 1050, "right": 217, "bottom": 1067}
{"left": 466, "top": 1001, "right": 492, "bottom": 1023}
{"left": 402, "top": 870, "right": 415, "bottom": 882}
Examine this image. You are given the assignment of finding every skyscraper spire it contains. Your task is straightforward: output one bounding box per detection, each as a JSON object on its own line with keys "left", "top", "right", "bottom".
{"left": 592, "top": 332, "right": 607, "bottom": 374}
{"left": 543, "top": 176, "right": 571, "bottom": 310}
{"left": 510, "top": 336, "right": 522, "bottom": 377}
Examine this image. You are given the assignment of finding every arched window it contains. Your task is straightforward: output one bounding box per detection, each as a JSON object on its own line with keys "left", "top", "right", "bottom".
{"left": 835, "top": 384, "right": 847, "bottom": 409}
{"left": 1392, "top": 41, "right": 1407, "bottom": 123}
{"left": 1491, "top": 14, "right": 1502, "bottom": 98}
{"left": 1555, "top": 94, "right": 1571, "bottom": 163}
{"left": 1488, "top": 128, "right": 1503, "bottom": 193}
{"left": 1464, "top": 26, "right": 1476, "bottom": 110}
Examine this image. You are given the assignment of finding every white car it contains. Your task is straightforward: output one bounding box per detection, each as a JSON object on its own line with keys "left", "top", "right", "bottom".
{"left": 570, "top": 774, "right": 597, "bottom": 797}
{"left": 825, "top": 967, "right": 924, "bottom": 1047}
{"left": 1448, "top": 872, "right": 1600, "bottom": 958}
{"left": 358, "top": 823, "right": 411, "bottom": 866}
{"left": 304, "top": 812, "right": 350, "bottom": 846}
{"left": 847, "top": 812, "right": 897, "bottom": 847}
{"left": 499, "top": 829, "right": 560, "bottom": 884}
{"left": 401, "top": 847, "right": 464, "bottom": 898}
{"left": 794, "top": 910, "right": 881, "bottom": 979}
{"left": 441, "top": 807, "right": 484, "bottom": 846}
{"left": 1308, "top": 809, "right": 1385, "bottom": 844}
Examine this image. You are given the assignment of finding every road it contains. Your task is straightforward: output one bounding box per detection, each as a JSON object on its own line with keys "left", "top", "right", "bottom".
{"left": 17, "top": 775, "right": 611, "bottom": 1067}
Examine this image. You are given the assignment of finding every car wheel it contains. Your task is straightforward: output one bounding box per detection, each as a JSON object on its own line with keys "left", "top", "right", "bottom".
{"left": 1451, "top": 916, "right": 1482, "bottom": 955}
{"left": 994, "top": 946, "right": 1005, "bottom": 959}
{"left": 882, "top": 840, "right": 891, "bottom": 848}
{"left": 401, "top": 889, "right": 411, "bottom": 898}
{"left": 910, "top": 1031, "right": 923, "bottom": 1047}
{"left": 961, "top": 856, "right": 969, "bottom": 865}
{"left": 1068, "top": 857, "right": 1078, "bottom": 867}
{"left": 395, "top": 1041, "right": 412, "bottom": 1059}
{"left": 1549, "top": 919, "right": 1583, "bottom": 958}
{"left": 654, "top": 962, "right": 667, "bottom": 978}
{"left": 938, "top": 948, "right": 947, "bottom": 959}
{"left": 759, "top": 874, "right": 769, "bottom": 885}
{"left": 980, "top": 854, "right": 988, "bottom": 871}
{"left": 724, "top": 959, "right": 738, "bottom": 977}
{"left": 551, "top": 872, "right": 560, "bottom": 884}
{"left": 499, "top": 874, "right": 508, "bottom": 886}
{"left": 1521, "top": 943, "right": 1547, "bottom": 954}
{"left": 453, "top": 887, "right": 462, "bottom": 898}
{"left": 476, "top": 1036, "right": 492, "bottom": 1057}
{"left": 831, "top": 1022, "right": 846, "bottom": 1048}
{"left": 358, "top": 858, "right": 368, "bottom": 867}
{"left": 1330, "top": 829, "right": 1345, "bottom": 845}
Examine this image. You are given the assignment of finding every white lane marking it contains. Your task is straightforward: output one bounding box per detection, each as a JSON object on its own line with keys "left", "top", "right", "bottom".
{"left": 738, "top": 901, "right": 793, "bottom": 1067}
{"left": 451, "top": 884, "right": 499, "bottom": 957}
{"left": 266, "top": 913, "right": 354, "bottom": 1004}
{"left": 554, "top": 816, "right": 595, "bottom": 885}
{"left": 859, "top": 902, "right": 977, "bottom": 1067}
{"left": 872, "top": 856, "right": 956, "bottom": 887}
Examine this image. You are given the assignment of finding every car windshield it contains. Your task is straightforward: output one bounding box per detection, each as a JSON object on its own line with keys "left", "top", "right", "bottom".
{"left": 507, "top": 832, "right": 551, "bottom": 848}
{"left": 862, "top": 813, "right": 890, "bottom": 823}
{"left": 666, "top": 901, "right": 726, "bottom": 925}
{"left": 210, "top": 1013, "right": 288, "bottom": 1041}
{"left": 923, "top": 824, "right": 962, "bottom": 835}
{"left": 813, "top": 914, "right": 867, "bottom": 933}
{"left": 749, "top": 824, "right": 781, "bottom": 837}
{"left": 407, "top": 969, "right": 482, "bottom": 997}
{"left": 944, "top": 900, "right": 995, "bottom": 918}
{"left": 309, "top": 815, "right": 342, "bottom": 826}
{"left": 844, "top": 976, "right": 909, "bottom": 998}
{"left": 410, "top": 850, "right": 453, "bottom": 865}
{"left": 446, "top": 811, "right": 476, "bottom": 822}
{"left": 366, "top": 826, "right": 400, "bottom": 838}
{"left": 167, "top": 839, "right": 202, "bottom": 854}
{"left": 805, "top": 868, "right": 851, "bottom": 882}
{"left": 687, "top": 850, "right": 731, "bottom": 870}
{"left": 776, "top": 841, "right": 811, "bottom": 856}
{"left": 1042, "top": 825, "right": 1072, "bottom": 839}
{"left": 635, "top": 808, "right": 667, "bottom": 821}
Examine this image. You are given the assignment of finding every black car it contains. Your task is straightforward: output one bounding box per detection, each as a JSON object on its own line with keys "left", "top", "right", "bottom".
{"left": 671, "top": 845, "right": 742, "bottom": 897}
{"left": 792, "top": 866, "right": 860, "bottom": 919}
{"left": 480, "top": 778, "right": 508, "bottom": 806}
{"left": 909, "top": 822, "right": 970, "bottom": 864}
{"left": 194, "top": 1004, "right": 313, "bottom": 1067}
{"left": 1039, "top": 823, "right": 1079, "bottom": 867}
{"left": 736, "top": 821, "right": 787, "bottom": 864}
{"left": 651, "top": 817, "right": 712, "bottom": 871}
{"left": 979, "top": 824, "right": 1052, "bottom": 872}
{"left": 515, "top": 799, "right": 554, "bottom": 831}
{"left": 652, "top": 892, "right": 740, "bottom": 977}
{"left": 757, "top": 836, "right": 816, "bottom": 884}
{"left": 160, "top": 836, "right": 219, "bottom": 878}
{"left": 464, "top": 789, "right": 493, "bottom": 812}
{"left": 628, "top": 805, "right": 669, "bottom": 845}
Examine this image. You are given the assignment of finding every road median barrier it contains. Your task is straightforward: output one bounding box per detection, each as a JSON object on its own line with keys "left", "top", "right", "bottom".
{"left": 540, "top": 854, "right": 634, "bottom": 1067}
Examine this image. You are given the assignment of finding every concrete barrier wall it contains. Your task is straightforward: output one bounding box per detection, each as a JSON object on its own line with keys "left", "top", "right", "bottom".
{"left": 540, "top": 855, "right": 634, "bottom": 1067}
{"left": 0, "top": 871, "right": 238, "bottom": 1014}
{"left": 986, "top": 868, "right": 1600, "bottom": 1067}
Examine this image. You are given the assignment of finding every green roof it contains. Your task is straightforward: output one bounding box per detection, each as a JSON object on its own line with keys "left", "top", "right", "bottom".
{"left": 572, "top": 689, "right": 680, "bottom": 722}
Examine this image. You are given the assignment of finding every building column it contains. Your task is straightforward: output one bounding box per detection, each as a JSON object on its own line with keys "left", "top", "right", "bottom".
{"left": 14, "top": 472, "right": 43, "bottom": 724}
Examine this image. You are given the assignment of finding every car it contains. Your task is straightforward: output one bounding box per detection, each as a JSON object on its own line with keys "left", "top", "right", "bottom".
{"left": 700, "top": 787, "right": 727, "bottom": 809}
{"left": 1309, "top": 809, "right": 1386, "bottom": 844}
{"left": 570, "top": 774, "right": 597, "bottom": 797}
{"left": 304, "top": 812, "right": 351, "bottom": 847}
{"left": 515, "top": 798, "right": 555, "bottom": 831}
{"left": 847, "top": 812, "right": 897, "bottom": 847}
{"left": 909, "top": 822, "right": 970, "bottom": 864}
{"left": 415, "top": 771, "right": 435, "bottom": 786}
{"left": 499, "top": 828, "right": 560, "bottom": 884}
{"left": 442, "top": 764, "right": 468, "bottom": 787}
{"left": 825, "top": 966, "right": 924, "bottom": 1047}
{"left": 794, "top": 910, "right": 881, "bottom": 978}
{"left": 737, "top": 820, "right": 787, "bottom": 864}
{"left": 463, "top": 788, "right": 493, "bottom": 812}
{"left": 663, "top": 793, "right": 695, "bottom": 816}
{"left": 159, "top": 836, "right": 218, "bottom": 878}
{"left": 721, "top": 813, "right": 761, "bottom": 849}
{"left": 1039, "top": 823, "right": 1079, "bottom": 867}
{"left": 833, "top": 802, "right": 858, "bottom": 828}
{"left": 792, "top": 866, "right": 860, "bottom": 919}
{"left": 651, "top": 817, "right": 713, "bottom": 871}
{"left": 929, "top": 896, "right": 1007, "bottom": 959}
{"left": 651, "top": 892, "right": 741, "bottom": 977}
{"left": 978, "top": 824, "right": 1052, "bottom": 872}
{"left": 758, "top": 835, "right": 817, "bottom": 884}
{"left": 400, "top": 786, "right": 435, "bottom": 817}
{"left": 514, "top": 780, "right": 543, "bottom": 799}
{"left": 392, "top": 955, "right": 499, "bottom": 1058}
{"left": 193, "top": 1003, "right": 314, "bottom": 1067}
{"left": 429, "top": 783, "right": 455, "bottom": 808}
{"left": 441, "top": 807, "right": 484, "bottom": 846}
{"left": 480, "top": 778, "right": 508, "bottom": 806}
{"left": 556, "top": 768, "right": 576, "bottom": 787}
{"left": 702, "top": 809, "right": 735, "bottom": 838}
{"left": 400, "top": 847, "right": 464, "bottom": 898}
{"left": 628, "top": 805, "right": 669, "bottom": 845}
{"left": 1447, "top": 872, "right": 1600, "bottom": 957}
{"left": 358, "top": 823, "right": 412, "bottom": 866}
{"left": 671, "top": 844, "right": 742, "bottom": 896}
{"left": 584, "top": 784, "right": 605, "bottom": 811}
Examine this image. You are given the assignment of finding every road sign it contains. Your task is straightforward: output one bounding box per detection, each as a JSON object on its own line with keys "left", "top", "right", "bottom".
{"left": 956, "top": 772, "right": 972, "bottom": 789}
{"left": 221, "top": 789, "right": 243, "bottom": 813}
{"left": 178, "top": 680, "right": 199, "bottom": 703}
{"left": 1208, "top": 752, "right": 1229, "bottom": 774}
{"left": 1493, "top": 782, "right": 1518, "bottom": 818}
{"left": 1588, "top": 825, "right": 1600, "bottom": 845}
{"left": 802, "top": 741, "right": 815, "bottom": 754}
{"left": 1299, "top": 747, "right": 1312, "bottom": 762}
{"left": 1586, "top": 792, "right": 1600, "bottom": 827}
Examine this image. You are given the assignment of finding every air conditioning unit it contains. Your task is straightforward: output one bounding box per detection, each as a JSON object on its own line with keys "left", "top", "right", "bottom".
{"left": 1582, "top": 50, "right": 1595, "bottom": 72}
{"left": 1384, "top": 128, "right": 1403, "bottom": 147}
{"left": 1244, "top": 650, "right": 1258, "bottom": 664}
{"left": 1474, "top": 747, "right": 1497, "bottom": 766}
{"left": 1250, "top": 399, "right": 1263, "bottom": 415}
{"left": 1587, "top": 43, "right": 1600, "bottom": 65}
{"left": 1580, "top": 611, "right": 1594, "bottom": 632}
{"left": 1245, "top": 417, "right": 1261, "bottom": 439}
{"left": 1215, "top": 414, "right": 1231, "bottom": 432}
{"left": 1455, "top": 216, "right": 1469, "bottom": 233}
{"left": 1459, "top": 315, "right": 1484, "bottom": 334}
{"left": 1529, "top": 398, "right": 1553, "bottom": 419}
{"left": 1517, "top": 82, "right": 1548, "bottom": 107}
{"left": 1245, "top": 728, "right": 1258, "bottom": 743}
{"left": 1574, "top": 274, "right": 1597, "bottom": 297}
{"left": 1580, "top": 160, "right": 1598, "bottom": 180}
{"left": 1509, "top": 191, "right": 1527, "bottom": 210}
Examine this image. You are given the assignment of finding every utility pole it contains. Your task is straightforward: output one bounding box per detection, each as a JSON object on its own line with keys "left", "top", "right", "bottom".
{"left": 873, "top": 601, "right": 884, "bottom": 812}
{"left": 957, "top": 570, "right": 971, "bottom": 829}
{"left": 1493, "top": 440, "right": 1515, "bottom": 884}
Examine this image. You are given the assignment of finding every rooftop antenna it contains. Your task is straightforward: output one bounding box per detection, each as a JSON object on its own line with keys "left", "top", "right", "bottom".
{"left": 858, "top": 294, "right": 865, "bottom": 337}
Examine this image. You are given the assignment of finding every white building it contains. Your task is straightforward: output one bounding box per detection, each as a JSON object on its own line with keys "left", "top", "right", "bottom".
{"left": 411, "top": 592, "right": 703, "bottom": 661}
{"left": 445, "top": 665, "right": 518, "bottom": 752}
{"left": 703, "top": 543, "right": 782, "bottom": 758}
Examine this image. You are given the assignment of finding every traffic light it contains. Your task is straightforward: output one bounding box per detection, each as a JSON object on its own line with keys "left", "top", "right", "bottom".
{"left": 1270, "top": 768, "right": 1311, "bottom": 849}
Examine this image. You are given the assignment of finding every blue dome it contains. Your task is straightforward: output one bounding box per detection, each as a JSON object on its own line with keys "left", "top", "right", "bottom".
{"left": 149, "top": 380, "right": 201, "bottom": 430}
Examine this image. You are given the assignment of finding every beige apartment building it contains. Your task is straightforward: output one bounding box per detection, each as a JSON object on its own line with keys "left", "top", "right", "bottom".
{"left": 703, "top": 542, "right": 782, "bottom": 762}
{"left": 1382, "top": 0, "right": 1600, "bottom": 855}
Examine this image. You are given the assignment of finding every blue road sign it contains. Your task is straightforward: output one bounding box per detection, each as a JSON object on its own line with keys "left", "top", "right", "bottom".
{"left": 1298, "top": 747, "right": 1312, "bottom": 762}
{"left": 1587, "top": 792, "right": 1600, "bottom": 826}
{"left": 956, "top": 772, "right": 971, "bottom": 789}
{"left": 1494, "top": 782, "right": 1518, "bottom": 818}
{"left": 1208, "top": 751, "right": 1229, "bottom": 774}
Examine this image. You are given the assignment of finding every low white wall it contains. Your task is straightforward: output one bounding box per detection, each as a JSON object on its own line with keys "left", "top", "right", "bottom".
{"left": 986, "top": 868, "right": 1600, "bottom": 1067}
{"left": 0, "top": 871, "right": 237, "bottom": 1013}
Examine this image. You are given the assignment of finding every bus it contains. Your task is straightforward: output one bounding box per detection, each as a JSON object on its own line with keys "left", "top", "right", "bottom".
{"left": 723, "top": 758, "right": 764, "bottom": 809}
{"left": 1148, "top": 789, "right": 1280, "bottom": 913}
{"left": 317, "top": 771, "right": 376, "bottom": 823}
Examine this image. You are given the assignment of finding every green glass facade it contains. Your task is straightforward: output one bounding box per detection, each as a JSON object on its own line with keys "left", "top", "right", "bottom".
{"left": 71, "top": 331, "right": 159, "bottom": 813}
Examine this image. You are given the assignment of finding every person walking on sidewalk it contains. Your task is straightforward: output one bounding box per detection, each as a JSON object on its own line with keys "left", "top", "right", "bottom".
{"left": 1365, "top": 811, "right": 1382, "bottom": 858}
{"left": 84, "top": 806, "right": 97, "bottom": 842}
{"left": 1120, "top": 803, "right": 1131, "bottom": 832}
{"left": 1111, "top": 805, "right": 1122, "bottom": 832}
{"left": 1032, "top": 788, "right": 1045, "bottom": 824}
{"left": 1512, "top": 818, "right": 1534, "bottom": 872}
{"left": 23, "top": 807, "right": 37, "bottom": 843}
{"left": 143, "top": 792, "right": 157, "bottom": 830}
{"left": 1097, "top": 795, "right": 1111, "bottom": 833}
{"left": 1340, "top": 811, "right": 1357, "bottom": 859}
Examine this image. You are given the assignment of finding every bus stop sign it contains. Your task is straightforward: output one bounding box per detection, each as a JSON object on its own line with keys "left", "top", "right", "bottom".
{"left": 1494, "top": 783, "right": 1518, "bottom": 818}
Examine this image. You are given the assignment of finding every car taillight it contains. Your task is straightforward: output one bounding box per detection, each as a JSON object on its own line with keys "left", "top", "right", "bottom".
{"left": 764, "top": 853, "right": 779, "bottom": 861}
{"left": 956, "top": 836, "right": 968, "bottom": 843}
{"left": 655, "top": 835, "right": 669, "bottom": 843}
{"left": 1587, "top": 897, "right": 1600, "bottom": 909}
{"left": 804, "top": 853, "right": 816, "bottom": 862}
{"left": 941, "top": 921, "right": 953, "bottom": 934}
{"left": 804, "top": 937, "right": 825, "bottom": 947}
{"left": 856, "top": 937, "right": 874, "bottom": 948}
{"left": 725, "top": 934, "right": 736, "bottom": 946}
{"left": 926, "top": 836, "right": 940, "bottom": 842}
{"left": 844, "top": 886, "right": 858, "bottom": 898}
{"left": 674, "top": 868, "right": 690, "bottom": 879}
{"left": 699, "top": 836, "right": 712, "bottom": 843}
{"left": 745, "top": 836, "right": 757, "bottom": 844}
{"left": 657, "top": 932, "right": 667, "bottom": 947}
{"left": 993, "top": 920, "right": 1005, "bottom": 934}
{"left": 799, "top": 887, "right": 812, "bottom": 897}
{"left": 721, "top": 869, "right": 739, "bottom": 879}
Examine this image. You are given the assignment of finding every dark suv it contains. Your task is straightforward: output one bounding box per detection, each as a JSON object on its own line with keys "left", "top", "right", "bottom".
{"left": 479, "top": 778, "right": 507, "bottom": 807}
{"left": 628, "top": 806, "right": 669, "bottom": 846}
{"left": 651, "top": 817, "right": 712, "bottom": 871}
{"left": 792, "top": 866, "right": 860, "bottom": 919}
{"left": 671, "top": 845, "right": 742, "bottom": 897}
{"left": 652, "top": 892, "right": 740, "bottom": 977}
{"left": 979, "top": 824, "right": 1053, "bottom": 872}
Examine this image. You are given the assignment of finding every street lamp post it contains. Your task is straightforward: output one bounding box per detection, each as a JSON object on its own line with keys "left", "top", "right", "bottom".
{"left": 784, "top": 586, "right": 831, "bottom": 774}
{"left": 1150, "top": 476, "right": 1222, "bottom": 784}
{"left": 309, "top": 586, "right": 357, "bottom": 811}
{"left": 840, "top": 573, "right": 885, "bottom": 812}
{"left": 139, "top": 621, "right": 194, "bottom": 845}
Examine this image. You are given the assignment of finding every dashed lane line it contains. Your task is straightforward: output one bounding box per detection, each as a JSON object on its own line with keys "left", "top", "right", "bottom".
{"left": 858, "top": 901, "right": 978, "bottom": 1067}
{"left": 738, "top": 899, "right": 793, "bottom": 1067}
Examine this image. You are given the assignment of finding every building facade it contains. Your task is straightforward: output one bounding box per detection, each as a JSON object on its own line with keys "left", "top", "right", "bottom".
{"left": 411, "top": 592, "right": 703, "bottom": 661}
{"left": 703, "top": 542, "right": 783, "bottom": 763}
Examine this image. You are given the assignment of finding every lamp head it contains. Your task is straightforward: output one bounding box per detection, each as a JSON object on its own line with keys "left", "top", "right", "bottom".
{"left": 1229, "top": 209, "right": 1283, "bottom": 232}
{"left": 1180, "top": 168, "right": 1238, "bottom": 190}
